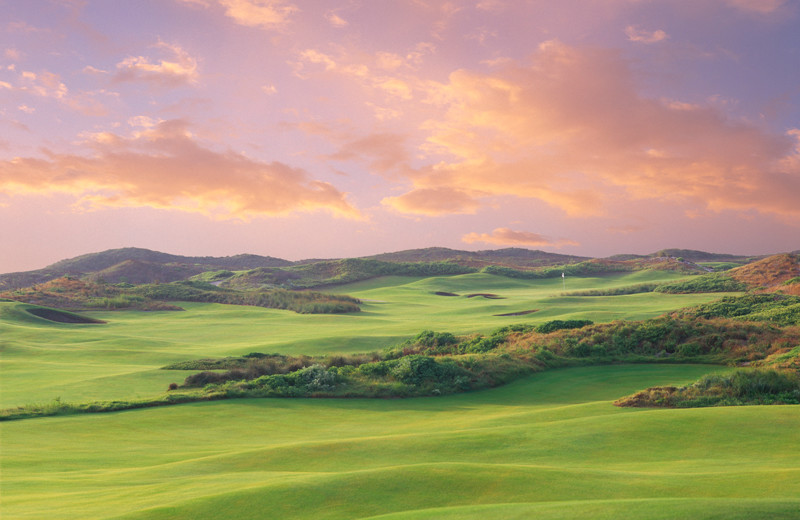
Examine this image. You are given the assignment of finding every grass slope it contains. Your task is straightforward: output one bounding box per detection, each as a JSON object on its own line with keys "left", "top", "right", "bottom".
{"left": 2, "top": 365, "right": 798, "bottom": 520}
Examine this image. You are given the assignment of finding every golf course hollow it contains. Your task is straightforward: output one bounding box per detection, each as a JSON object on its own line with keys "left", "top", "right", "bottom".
{"left": 494, "top": 309, "right": 539, "bottom": 316}
{"left": 433, "top": 291, "right": 459, "bottom": 296}
{"left": 466, "top": 293, "right": 505, "bottom": 299}
{"left": 25, "top": 307, "right": 105, "bottom": 324}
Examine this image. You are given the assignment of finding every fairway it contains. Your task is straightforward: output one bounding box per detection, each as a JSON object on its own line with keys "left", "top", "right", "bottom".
{"left": 0, "top": 271, "right": 727, "bottom": 407}
{"left": 2, "top": 365, "right": 798, "bottom": 519}
{"left": 3, "top": 271, "right": 797, "bottom": 520}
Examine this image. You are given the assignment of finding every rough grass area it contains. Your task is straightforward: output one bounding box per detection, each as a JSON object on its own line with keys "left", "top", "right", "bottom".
{"left": 728, "top": 253, "right": 800, "bottom": 293}
{"left": 615, "top": 368, "right": 800, "bottom": 408}
{"left": 654, "top": 273, "right": 748, "bottom": 294}
{"left": 674, "top": 293, "right": 800, "bottom": 326}
{"left": 1, "top": 277, "right": 361, "bottom": 314}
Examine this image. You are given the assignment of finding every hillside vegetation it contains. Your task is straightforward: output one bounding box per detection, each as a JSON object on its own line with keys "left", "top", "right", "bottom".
{"left": 728, "top": 253, "right": 800, "bottom": 295}
{"left": 5, "top": 309, "right": 797, "bottom": 420}
{"left": 615, "top": 369, "right": 800, "bottom": 408}
{"left": 2, "top": 245, "right": 773, "bottom": 291}
{"left": 218, "top": 258, "right": 477, "bottom": 290}
{"left": 0, "top": 277, "right": 360, "bottom": 314}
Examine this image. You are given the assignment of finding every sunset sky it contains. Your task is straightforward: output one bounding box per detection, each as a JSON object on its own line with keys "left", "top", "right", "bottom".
{"left": 2, "top": 0, "right": 799, "bottom": 273}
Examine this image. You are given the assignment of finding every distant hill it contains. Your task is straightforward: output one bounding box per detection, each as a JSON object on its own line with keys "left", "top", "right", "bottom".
{"left": 367, "top": 247, "right": 590, "bottom": 267}
{"left": 0, "top": 248, "right": 292, "bottom": 290}
{"left": 650, "top": 249, "right": 760, "bottom": 263}
{"left": 608, "top": 249, "right": 760, "bottom": 264}
{"left": 84, "top": 260, "right": 206, "bottom": 285}
{"left": 47, "top": 247, "right": 291, "bottom": 273}
{"left": 1, "top": 246, "right": 793, "bottom": 292}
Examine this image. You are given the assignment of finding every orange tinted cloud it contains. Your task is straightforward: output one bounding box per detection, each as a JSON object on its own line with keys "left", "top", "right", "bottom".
{"left": 181, "top": 0, "right": 297, "bottom": 29}
{"left": 19, "top": 70, "right": 67, "bottom": 98}
{"left": 219, "top": 0, "right": 297, "bottom": 28}
{"left": 0, "top": 120, "right": 359, "bottom": 220}
{"left": 5, "top": 68, "right": 108, "bottom": 116}
{"left": 328, "top": 133, "right": 411, "bottom": 175}
{"left": 113, "top": 42, "right": 198, "bottom": 87}
{"left": 382, "top": 187, "right": 480, "bottom": 216}
{"left": 463, "top": 227, "right": 579, "bottom": 248}
{"left": 389, "top": 40, "right": 800, "bottom": 219}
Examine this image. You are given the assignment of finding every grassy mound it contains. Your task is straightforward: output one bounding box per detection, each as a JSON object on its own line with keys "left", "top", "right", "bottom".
{"left": 0, "top": 277, "right": 360, "bottom": 314}
{"left": 615, "top": 368, "right": 800, "bottom": 408}
{"left": 221, "top": 259, "right": 477, "bottom": 290}
{"left": 133, "top": 281, "right": 361, "bottom": 314}
{"left": 653, "top": 273, "right": 747, "bottom": 294}
{"left": 675, "top": 293, "right": 800, "bottom": 326}
{"left": 728, "top": 253, "right": 800, "bottom": 293}
{"left": 561, "top": 282, "right": 661, "bottom": 296}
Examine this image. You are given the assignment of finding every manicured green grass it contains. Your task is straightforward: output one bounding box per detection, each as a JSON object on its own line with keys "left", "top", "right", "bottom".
{"left": 1, "top": 268, "right": 795, "bottom": 519}
{"left": 0, "top": 271, "right": 728, "bottom": 408}
{"left": 2, "top": 365, "right": 797, "bottom": 520}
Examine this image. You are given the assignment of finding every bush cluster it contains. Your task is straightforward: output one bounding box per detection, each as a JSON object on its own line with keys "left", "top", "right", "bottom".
{"left": 654, "top": 274, "right": 747, "bottom": 294}
{"left": 482, "top": 261, "right": 634, "bottom": 280}
{"left": 615, "top": 369, "right": 800, "bottom": 408}
{"left": 225, "top": 259, "right": 478, "bottom": 290}
{"left": 679, "top": 294, "right": 800, "bottom": 326}
{"left": 562, "top": 283, "right": 660, "bottom": 297}
{"left": 534, "top": 320, "right": 593, "bottom": 334}
{"left": 134, "top": 281, "right": 361, "bottom": 314}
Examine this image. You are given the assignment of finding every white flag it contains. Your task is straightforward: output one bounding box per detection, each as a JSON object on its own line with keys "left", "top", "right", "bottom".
{"left": 562, "top": 272, "right": 565, "bottom": 278}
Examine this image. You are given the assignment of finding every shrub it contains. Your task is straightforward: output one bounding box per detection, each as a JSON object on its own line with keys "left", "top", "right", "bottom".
{"left": 654, "top": 274, "right": 747, "bottom": 294}
{"left": 535, "top": 320, "right": 593, "bottom": 334}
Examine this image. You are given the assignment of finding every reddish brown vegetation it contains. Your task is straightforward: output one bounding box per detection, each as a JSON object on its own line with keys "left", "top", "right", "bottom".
{"left": 729, "top": 254, "right": 800, "bottom": 295}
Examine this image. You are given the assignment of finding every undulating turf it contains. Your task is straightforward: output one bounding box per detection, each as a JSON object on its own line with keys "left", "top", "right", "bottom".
{"left": 0, "top": 271, "right": 725, "bottom": 407}
{"left": 5, "top": 271, "right": 791, "bottom": 520}
{"left": 2, "top": 365, "right": 798, "bottom": 520}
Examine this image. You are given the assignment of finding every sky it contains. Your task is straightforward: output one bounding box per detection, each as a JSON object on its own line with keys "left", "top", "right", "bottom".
{"left": 1, "top": 0, "right": 799, "bottom": 273}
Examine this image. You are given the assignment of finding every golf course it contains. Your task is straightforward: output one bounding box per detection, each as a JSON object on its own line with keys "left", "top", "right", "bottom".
{"left": 2, "top": 263, "right": 799, "bottom": 519}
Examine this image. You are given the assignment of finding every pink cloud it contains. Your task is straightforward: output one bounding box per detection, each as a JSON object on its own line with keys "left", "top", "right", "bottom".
{"left": 0, "top": 119, "right": 360, "bottom": 220}
{"left": 180, "top": 0, "right": 298, "bottom": 29}
{"left": 462, "top": 228, "right": 579, "bottom": 248}
{"left": 386, "top": 40, "right": 800, "bottom": 220}
{"left": 382, "top": 187, "right": 480, "bottom": 216}
{"left": 113, "top": 42, "right": 198, "bottom": 87}
{"left": 327, "top": 133, "right": 411, "bottom": 175}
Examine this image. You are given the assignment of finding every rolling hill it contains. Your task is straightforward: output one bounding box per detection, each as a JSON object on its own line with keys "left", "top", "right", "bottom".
{"left": 0, "top": 246, "right": 793, "bottom": 292}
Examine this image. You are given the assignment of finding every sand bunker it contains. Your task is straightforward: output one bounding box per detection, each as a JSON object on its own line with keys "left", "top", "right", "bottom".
{"left": 25, "top": 307, "right": 105, "bottom": 324}
{"left": 494, "top": 309, "right": 539, "bottom": 316}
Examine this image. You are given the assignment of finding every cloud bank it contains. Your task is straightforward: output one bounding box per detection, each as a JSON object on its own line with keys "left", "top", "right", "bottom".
{"left": 462, "top": 228, "right": 579, "bottom": 248}
{"left": 386, "top": 41, "right": 800, "bottom": 220}
{"left": 0, "top": 120, "right": 359, "bottom": 220}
